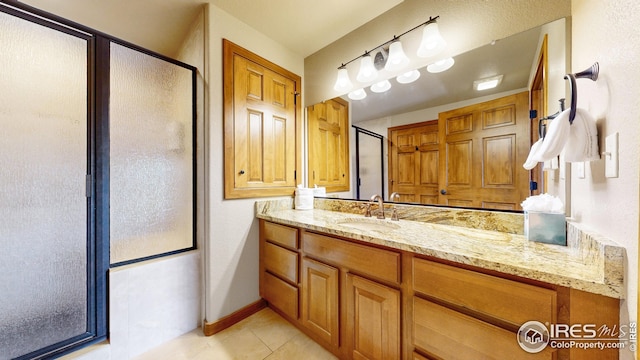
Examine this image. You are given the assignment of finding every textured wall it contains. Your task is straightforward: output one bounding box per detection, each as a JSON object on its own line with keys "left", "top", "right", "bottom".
{"left": 571, "top": 2, "right": 640, "bottom": 358}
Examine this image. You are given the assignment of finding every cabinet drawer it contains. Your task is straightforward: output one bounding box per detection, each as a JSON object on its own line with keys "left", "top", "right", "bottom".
{"left": 263, "top": 221, "right": 298, "bottom": 249}
{"left": 264, "top": 242, "right": 298, "bottom": 284}
{"left": 413, "top": 258, "right": 556, "bottom": 327}
{"left": 413, "top": 297, "right": 555, "bottom": 360}
{"left": 263, "top": 272, "right": 298, "bottom": 319}
{"left": 302, "top": 231, "right": 400, "bottom": 284}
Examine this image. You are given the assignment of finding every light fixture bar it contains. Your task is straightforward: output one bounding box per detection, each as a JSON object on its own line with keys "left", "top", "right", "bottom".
{"left": 335, "top": 16, "right": 440, "bottom": 70}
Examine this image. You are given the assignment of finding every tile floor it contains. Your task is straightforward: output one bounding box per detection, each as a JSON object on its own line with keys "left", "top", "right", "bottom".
{"left": 133, "top": 307, "right": 337, "bottom": 360}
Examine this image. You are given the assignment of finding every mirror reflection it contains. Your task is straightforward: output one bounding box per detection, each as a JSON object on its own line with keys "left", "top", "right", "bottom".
{"left": 308, "top": 19, "right": 568, "bottom": 211}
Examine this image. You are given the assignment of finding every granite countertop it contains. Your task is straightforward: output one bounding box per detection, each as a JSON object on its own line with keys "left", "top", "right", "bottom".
{"left": 256, "top": 199, "right": 625, "bottom": 299}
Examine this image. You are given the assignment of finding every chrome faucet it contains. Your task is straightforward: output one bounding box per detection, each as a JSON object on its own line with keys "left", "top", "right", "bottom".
{"left": 369, "top": 194, "right": 385, "bottom": 219}
{"left": 389, "top": 192, "right": 400, "bottom": 221}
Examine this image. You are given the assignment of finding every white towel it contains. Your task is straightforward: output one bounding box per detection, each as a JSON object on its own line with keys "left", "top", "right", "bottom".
{"left": 564, "top": 108, "right": 599, "bottom": 162}
{"left": 523, "top": 109, "right": 571, "bottom": 170}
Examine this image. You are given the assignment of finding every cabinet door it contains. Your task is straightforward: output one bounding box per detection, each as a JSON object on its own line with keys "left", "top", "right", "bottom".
{"left": 301, "top": 257, "right": 339, "bottom": 346}
{"left": 347, "top": 274, "right": 400, "bottom": 360}
{"left": 307, "top": 97, "right": 350, "bottom": 192}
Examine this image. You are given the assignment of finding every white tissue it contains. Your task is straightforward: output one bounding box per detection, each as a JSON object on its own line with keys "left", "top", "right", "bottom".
{"left": 313, "top": 184, "right": 326, "bottom": 197}
{"left": 520, "top": 193, "right": 565, "bottom": 214}
{"left": 294, "top": 184, "right": 314, "bottom": 210}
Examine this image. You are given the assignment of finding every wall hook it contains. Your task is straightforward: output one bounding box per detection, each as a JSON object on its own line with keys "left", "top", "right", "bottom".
{"left": 564, "top": 62, "right": 599, "bottom": 124}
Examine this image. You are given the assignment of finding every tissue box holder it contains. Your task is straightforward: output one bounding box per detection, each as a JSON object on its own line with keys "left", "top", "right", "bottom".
{"left": 524, "top": 211, "right": 566, "bottom": 246}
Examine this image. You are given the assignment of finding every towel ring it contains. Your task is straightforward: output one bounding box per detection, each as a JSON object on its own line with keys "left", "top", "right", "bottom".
{"left": 564, "top": 62, "right": 599, "bottom": 124}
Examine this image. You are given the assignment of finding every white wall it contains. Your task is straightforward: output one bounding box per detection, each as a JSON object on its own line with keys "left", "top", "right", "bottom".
{"left": 203, "top": 4, "right": 305, "bottom": 322}
{"left": 571, "top": 2, "right": 640, "bottom": 359}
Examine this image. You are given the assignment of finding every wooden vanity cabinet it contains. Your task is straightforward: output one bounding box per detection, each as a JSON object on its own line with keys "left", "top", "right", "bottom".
{"left": 259, "top": 220, "right": 620, "bottom": 360}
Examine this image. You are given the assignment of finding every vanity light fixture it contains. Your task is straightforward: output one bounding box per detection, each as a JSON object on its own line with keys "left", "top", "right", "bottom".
{"left": 426, "top": 57, "right": 455, "bottom": 73}
{"left": 370, "top": 79, "right": 392, "bottom": 93}
{"left": 333, "top": 65, "right": 353, "bottom": 92}
{"left": 356, "top": 52, "right": 378, "bottom": 83}
{"left": 417, "top": 21, "right": 446, "bottom": 58}
{"left": 473, "top": 74, "right": 503, "bottom": 91}
{"left": 348, "top": 88, "right": 367, "bottom": 100}
{"left": 396, "top": 69, "right": 421, "bottom": 84}
{"left": 332, "top": 16, "right": 443, "bottom": 93}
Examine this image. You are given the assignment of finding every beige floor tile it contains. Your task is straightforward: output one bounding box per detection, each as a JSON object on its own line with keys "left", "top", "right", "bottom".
{"left": 204, "top": 323, "right": 273, "bottom": 360}
{"left": 264, "top": 332, "right": 338, "bottom": 360}
{"left": 245, "top": 308, "right": 303, "bottom": 351}
{"left": 132, "top": 330, "right": 210, "bottom": 360}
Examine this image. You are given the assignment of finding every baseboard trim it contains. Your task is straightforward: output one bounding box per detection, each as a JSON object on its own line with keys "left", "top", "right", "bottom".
{"left": 202, "top": 298, "right": 267, "bottom": 336}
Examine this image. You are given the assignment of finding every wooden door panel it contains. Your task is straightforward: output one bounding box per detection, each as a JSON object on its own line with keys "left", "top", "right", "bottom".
{"left": 445, "top": 140, "right": 472, "bottom": 186}
{"left": 419, "top": 150, "right": 438, "bottom": 185}
{"left": 397, "top": 152, "right": 415, "bottom": 185}
{"left": 482, "top": 105, "right": 516, "bottom": 129}
{"left": 301, "top": 257, "right": 339, "bottom": 346}
{"left": 347, "top": 274, "right": 400, "bottom": 360}
{"left": 445, "top": 114, "right": 473, "bottom": 134}
{"left": 483, "top": 135, "right": 515, "bottom": 187}
{"left": 420, "top": 195, "right": 438, "bottom": 205}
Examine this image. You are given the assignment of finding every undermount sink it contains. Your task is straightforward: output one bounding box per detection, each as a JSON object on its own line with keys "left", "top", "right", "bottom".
{"left": 337, "top": 218, "right": 400, "bottom": 232}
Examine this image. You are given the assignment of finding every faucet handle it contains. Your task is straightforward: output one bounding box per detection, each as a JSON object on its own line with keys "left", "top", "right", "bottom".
{"left": 391, "top": 208, "right": 399, "bottom": 221}
{"left": 363, "top": 203, "right": 372, "bottom": 217}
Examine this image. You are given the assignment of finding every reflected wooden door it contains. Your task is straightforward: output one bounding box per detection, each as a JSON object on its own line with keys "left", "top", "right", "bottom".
{"left": 438, "top": 92, "right": 530, "bottom": 210}
{"left": 388, "top": 120, "right": 439, "bottom": 204}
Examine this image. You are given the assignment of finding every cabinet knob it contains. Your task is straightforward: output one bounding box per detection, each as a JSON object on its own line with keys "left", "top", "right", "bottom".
{"left": 239, "top": 170, "right": 245, "bottom": 175}
{"left": 440, "top": 189, "right": 447, "bottom": 195}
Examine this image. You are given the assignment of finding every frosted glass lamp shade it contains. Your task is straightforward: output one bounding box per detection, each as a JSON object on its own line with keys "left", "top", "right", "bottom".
{"left": 427, "top": 57, "right": 455, "bottom": 73}
{"left": 417, "top": 22, "right": 446, "bottom": 58}
{"left": 348, "top": 88, "right": 367, "bottom": 100}
{"left": 356, "top": 55, "right": 378, "bottom": 83}
{"left": 396, "top": 69, "right": 421, "bottom": 84}
{"left": 384, "top": 41, "right": 410, "bottom": 72}
{"left": 333, "top": 67, "right": 353, "bottom": 92}
{"left": 370, "top": 79, "right": 391, "bottom": 93}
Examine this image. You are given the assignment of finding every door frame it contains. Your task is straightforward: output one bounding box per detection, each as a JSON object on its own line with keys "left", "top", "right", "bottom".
{"left": 353, "top": 125, "right": 384, "bottom": 200}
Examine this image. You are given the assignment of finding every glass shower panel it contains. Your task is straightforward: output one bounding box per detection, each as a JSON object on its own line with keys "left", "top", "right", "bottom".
{"left": 0, "top": 11, "right": 88, "bottom": 359}
{"left": 110, "top": 43, "right": 194, "bottom": 264}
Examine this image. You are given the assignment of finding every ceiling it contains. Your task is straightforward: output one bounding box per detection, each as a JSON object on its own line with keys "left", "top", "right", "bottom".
{"left": 17, "top": 0, "right": 543, "bottom": 123}
{"left": 19, "top": 0, "right": 403, "bottom": 58}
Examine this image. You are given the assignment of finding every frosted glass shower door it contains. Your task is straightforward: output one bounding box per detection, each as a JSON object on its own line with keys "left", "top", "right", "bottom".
{"left": 0, "top": 11, "right": 89, "bottom": 360}
{"left": 110, "top": 43, "right": 195, "bottom": 264}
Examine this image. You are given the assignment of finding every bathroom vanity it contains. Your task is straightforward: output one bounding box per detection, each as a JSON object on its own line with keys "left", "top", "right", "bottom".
{"left": 256, "top": 199, "right": 625, "bottom": 360}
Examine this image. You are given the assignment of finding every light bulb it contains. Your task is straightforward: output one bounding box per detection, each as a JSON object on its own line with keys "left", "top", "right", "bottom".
{"left": 348, "top": 88, "right": 367, "bottom": 100}
{"left": 333, "top": 67, "right": 353, "bottom": 92}
{"left": 384, "top": 40, "right": 410, "bottom": 72}
{"left": 417, "top": 22, "right": 446, "bottom": 58}
{"left": 426, "top": 57, "right": 455, "bottom": 73}
{"left": 356, "top": 54, "right": 378, "bottom": 83}
{"left": 370, "top": 79, "right": 391, "bottom": 93}
{"left": 396, "top": 69, "right": 421, "bottom": 84}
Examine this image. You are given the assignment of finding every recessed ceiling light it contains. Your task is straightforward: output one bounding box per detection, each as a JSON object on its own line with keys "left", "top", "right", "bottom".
{"left": 473, "top": 74, "right": 504, "bottom": 91}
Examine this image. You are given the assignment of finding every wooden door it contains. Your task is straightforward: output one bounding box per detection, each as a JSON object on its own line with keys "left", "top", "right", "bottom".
{"left": 307, "top": 98, "right": 350, "bottom": 192}
{"left": 301, "top": 257, "right": 340, "bottom": 347}
{"left": 388, "top": 121, "right": 439, "bottom": 204}
{"left": 438, "top": 92, "right": 530, "bottom": 210}
{"left": 346, "top": 274, "right": 400, "bottom": 360}
{"left": 223, "top": 39, "right": 301, "bottom": 199}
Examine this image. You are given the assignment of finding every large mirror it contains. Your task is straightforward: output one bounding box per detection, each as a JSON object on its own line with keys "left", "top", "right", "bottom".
{"left": 330, "top": 18, "right": 569, "bottom": 211}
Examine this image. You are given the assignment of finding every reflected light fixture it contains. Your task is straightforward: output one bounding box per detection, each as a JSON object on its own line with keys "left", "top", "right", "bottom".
{"left": 473, "top": 74, "right": 503, "bottom": 91}
{"left": 332, "top": 16, "right": 443, "bottom": 94}
{"left": 356, "top": 52, "right": 378, "bottom": 83}
{"left": 384, "top": 38, "right": 410, "bottom": 72}
{"left": 348, "top": 88, "right": 367, "bottom": 100}
{"left": 333, "top": 65, "right": 353, "bottom": 92}
{"left": 396, "top": 69, "right": 421, "bottom": 84}
{"left": 417, "top": 21, "right": 446, "bottom": 58}
{"left": 370, "top": 79, "right": 392, "bottom": 93}
{"left": 426, "top": 57, "right": 455, "bottom": 73}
